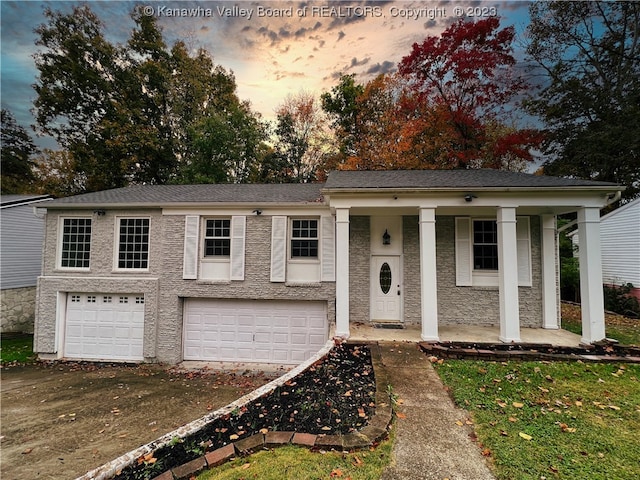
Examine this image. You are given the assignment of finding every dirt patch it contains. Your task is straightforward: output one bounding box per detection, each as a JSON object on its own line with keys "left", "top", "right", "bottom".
{"left": 0, "top": 362, "right": 271, "bottom": 480}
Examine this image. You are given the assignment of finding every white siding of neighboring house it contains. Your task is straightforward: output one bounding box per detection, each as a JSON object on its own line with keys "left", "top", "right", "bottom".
{"left": 0, "top": 200, "right": 49, "bottom": 289}
{"left": 600, "top": 198, "right": 640, "bottom": 287}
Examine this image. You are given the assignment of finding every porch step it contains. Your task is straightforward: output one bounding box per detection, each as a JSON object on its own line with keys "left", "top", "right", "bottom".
{"left": 372, "top": 322, "right": 405, "bottom": 330}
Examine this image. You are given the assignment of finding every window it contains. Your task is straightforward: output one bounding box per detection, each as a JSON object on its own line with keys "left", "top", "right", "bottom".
{"left": 60, "top": 218, "right": 92, "bottom": 268}
{"left": 117, "top": 218, "right": 150, "bottom": 269}
{"left": 204, "top": 219, "right": 230, "bottom": 257}
{"left": 473, "top": 220, "right": 498, "bottom": 270}
{"left": 291, "top": 219, "right": 318, "bottom": 258}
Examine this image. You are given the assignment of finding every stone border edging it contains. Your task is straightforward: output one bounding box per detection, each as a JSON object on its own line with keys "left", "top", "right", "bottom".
{"left": 77, "top": 340, "right": 393, "bottom": 480}
{"left": 419, "top": 341, "right": 640, "bottom": 363}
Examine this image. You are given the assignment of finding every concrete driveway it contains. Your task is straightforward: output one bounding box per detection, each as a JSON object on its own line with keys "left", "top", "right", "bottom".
{"left": 0, "top": 362, "right": 270, "bottom": 480}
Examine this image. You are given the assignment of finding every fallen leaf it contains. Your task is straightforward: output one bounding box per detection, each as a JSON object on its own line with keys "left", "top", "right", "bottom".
{"left": 481, "top": 447, "right": 491, "bottom": 457}
{"left": 330, "top": 467, "right": 344, "bottom": 477}
{"left": 575, "top": 401, "right": 583, "bottom": 407}
{"left": 22, "top": 448, "right": 33, "bottom": 454}
{"left": 352, "top": 455, "right": 363, "bottom": 466}
{"left": 396, "top": 412, "right": 407, "bottom": 419}
{"left": 455, "top": 420, "right": 464, "bottom": 426}
{"left": 513, "top": 402, "right": 524, "bottom": 408}
{"left": 609, "top": 405, "right": 620, "bottom": 410}
{"left": 241, "top": 463, "right": 251, "bottom": 470}
{"left": 229, "top": 434, "right": 239, "bottom": 440}
{"left": 500, "top": 430, "right": 508, "bottom": 436}
{"left": 519, "top": 432, "right": 532, "bottom": 441}
{"left": 508, "top": 417, "right": 518, "bottom": 423}
{"left": 550, "top": 466, "right": 559, "bottom": 473}
{"left": 344, "top": 390, "right": 352, "bottom": 397}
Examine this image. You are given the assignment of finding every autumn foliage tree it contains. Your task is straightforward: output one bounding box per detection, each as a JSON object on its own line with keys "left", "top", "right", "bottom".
{"left": 397, "top": 17, "right": 541, "bottom": 170}
{"left": 324, "top": 18, "right": 542, "bottom": 171}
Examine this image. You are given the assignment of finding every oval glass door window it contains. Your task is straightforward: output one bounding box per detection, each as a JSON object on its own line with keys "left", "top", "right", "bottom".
{"left": 380, "top": 262, "right": 392, "bottom": 294}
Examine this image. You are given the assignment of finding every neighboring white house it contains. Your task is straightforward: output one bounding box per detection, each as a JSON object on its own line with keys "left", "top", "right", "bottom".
{"left": 600, "top": 198, "right": 640, "bottom": 299}
{"left": 33, "top": 170, "right": 623, "bottom": 364}
{"left": 1, "top": 194, "right": 52, "bottom": 333}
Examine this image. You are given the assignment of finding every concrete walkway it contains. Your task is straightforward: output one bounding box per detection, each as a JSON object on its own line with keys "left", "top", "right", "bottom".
{"left": 376, "top": 342, "right": 496, "bottom": 480}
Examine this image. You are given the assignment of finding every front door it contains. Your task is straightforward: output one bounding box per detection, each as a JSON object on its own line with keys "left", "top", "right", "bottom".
{"left": 371, "top": 256, "right": 402, "bottom": 322}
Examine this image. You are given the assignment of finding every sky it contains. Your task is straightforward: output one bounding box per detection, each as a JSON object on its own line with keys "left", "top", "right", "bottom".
{"left": 1, "top": 0, "right": 533, "bottom": 150}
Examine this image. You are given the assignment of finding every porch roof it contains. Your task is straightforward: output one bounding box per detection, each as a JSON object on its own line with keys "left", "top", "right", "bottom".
{"left": 324, "top": 169, "right": 619, "bottom": 191}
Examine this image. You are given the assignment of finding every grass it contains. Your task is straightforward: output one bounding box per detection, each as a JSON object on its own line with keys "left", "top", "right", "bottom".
{"left": 561, "top": 302, "right": 640, "bottom": 345}
{"left": 197, "top": 435, "right": 393, "bottom": 480}
{"left": 435, "top": 360, "right": 640, "bottom": 480}
{"left": 0, "top": 334, "right": 35, "bottom": 364}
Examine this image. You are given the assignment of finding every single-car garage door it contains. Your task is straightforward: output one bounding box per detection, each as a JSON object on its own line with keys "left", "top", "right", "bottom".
{"left": 183, "top": 299, "right": 327, "bottom": 364}
{"left": 64, "top": 293, "right": 145, "bottom": 361}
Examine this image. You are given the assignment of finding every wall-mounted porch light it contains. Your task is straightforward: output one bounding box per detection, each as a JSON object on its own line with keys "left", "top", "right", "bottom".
{"left": 382, "top": 229, "right": 391, "bottom": 245}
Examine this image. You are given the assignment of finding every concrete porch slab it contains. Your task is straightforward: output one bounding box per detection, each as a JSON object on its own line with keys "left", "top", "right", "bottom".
{"left": 336, "top": 323, "right": 582, "bottom": 347}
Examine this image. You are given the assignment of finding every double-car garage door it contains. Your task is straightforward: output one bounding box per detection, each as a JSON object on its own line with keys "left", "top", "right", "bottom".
{"left": 183, "top": 299, "right": 328, "bottom": 364}
{"left": 64, "top": 294, "right": 327, "bottom": 364}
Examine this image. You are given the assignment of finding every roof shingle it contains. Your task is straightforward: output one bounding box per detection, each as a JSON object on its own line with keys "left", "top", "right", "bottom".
{"left": 46, "top": 183, "right": 325, "bottom": 207}
{"left": 323, "top": 169, "right": 619, "bottom": 189}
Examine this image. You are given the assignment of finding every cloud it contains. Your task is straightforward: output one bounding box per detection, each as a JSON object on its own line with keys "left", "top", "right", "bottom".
{"left": 349, "top": 57, "right": 370, "bottom": 68}
{"left": 365, "top": 60, "right": 396, "bottom": 76}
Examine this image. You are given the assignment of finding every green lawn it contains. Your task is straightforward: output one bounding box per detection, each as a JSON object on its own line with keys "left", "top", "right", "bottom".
{"left": 562, "top": 302, "right": 640, "bottom": 345}
{"left": 0, "top": 334, "right": 35, "bottom": 363}
{"left": 197, "top": 437, "right": 393, "bottom": 480}
{"left": 435, "top": 360, "right": 640, "bottom": 480}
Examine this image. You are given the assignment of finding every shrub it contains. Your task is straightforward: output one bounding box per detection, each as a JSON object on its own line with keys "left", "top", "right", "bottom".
{"left": 604, "top": 283, "right": 640, "bottom": 318}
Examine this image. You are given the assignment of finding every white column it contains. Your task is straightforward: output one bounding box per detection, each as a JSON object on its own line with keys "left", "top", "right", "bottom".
{"left": 577, "top": 207, "right": 606, "bottom": 343}
{"left": 497, "top": 207, "right": 521, "bottom": 342}
{"left": 335, "top": 208, "right": 350, "bottom": 338}
{"left": 419, "top": 208, "right": 439, "bottom": 341}
{"left": 541, "top": 215, "right": 559, "bottom": 329}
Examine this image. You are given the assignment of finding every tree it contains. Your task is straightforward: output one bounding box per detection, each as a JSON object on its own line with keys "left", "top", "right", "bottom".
{"left": 1, "top": 110, "right": 38, "bottom": 193}
{"left": 269, "top": 92, "right": 334, "bottom": 182}
{"left": 177, "top": 101, "right": 267, "bottom": 184}
{"left": 397, "top": 17, "right": 541, "bottom": 170}
{"left": 32, "top": 4, "right": 265, "bottom": 191}
{"left": 31, "top": 149, "right": 85, "bottom": 197}
{"left": 320, "top": 74, "right": 364, "bottom": 159}
{"left": 526, "top": 1, "right": 640, "bottom": 201}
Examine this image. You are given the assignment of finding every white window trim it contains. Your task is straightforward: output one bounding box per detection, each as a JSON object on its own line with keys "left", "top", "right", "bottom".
{"left": 472, "top": 218, "right": 499, "bottom": 281}
{"left": 288, "top": 217, "right": 321, "bottom": 264}
{"left": 113, "top": 216, "right": 151, "bottom": 272}
{"left": 456, "top": 216, "right": 532, "bottom": 288}
{"left": 202, "top": 217, "right": 231, "bottom": 260}
{"left": 57, "top": 216, "right": 92, "bottom": 271}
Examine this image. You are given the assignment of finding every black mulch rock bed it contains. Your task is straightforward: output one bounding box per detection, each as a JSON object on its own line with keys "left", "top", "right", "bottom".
{"left": 114, "top": 343, "right": 376, "bottom": 480}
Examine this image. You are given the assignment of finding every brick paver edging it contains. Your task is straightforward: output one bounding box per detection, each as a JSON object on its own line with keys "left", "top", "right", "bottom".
{"left": 76, "top": 341, "right": 393, "bottom": 480}
{"left": 420, "top": 341, "right": 640, "bottom": 363}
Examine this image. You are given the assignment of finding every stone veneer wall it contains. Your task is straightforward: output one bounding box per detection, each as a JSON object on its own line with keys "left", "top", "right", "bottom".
{"left": 362, "top": 215, "right": 544, "bottom": 328}
{"left": 349, "top": 216, "right": 370, "bottom": 323}
{"left": 1, "top": 286, "right": 36, "bottom": 333}
{"left": 403, "top": 217, "right": 422, "bottom": 324}
{"left": 35, "top": 210, "right": 336, "bottom": 364}
{"left": 157, "top": 214, "right": 336, "bottom": 364}
{"left": 435, "top": 215, "right": 543, "bottom": 327}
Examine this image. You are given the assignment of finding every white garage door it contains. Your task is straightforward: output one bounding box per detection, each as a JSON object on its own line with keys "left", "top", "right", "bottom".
{"left": 64, "top": 293, "right": 144, "bottom": 361}
{"left": 183, "top": 299, "right": 327, "bottom": 364}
